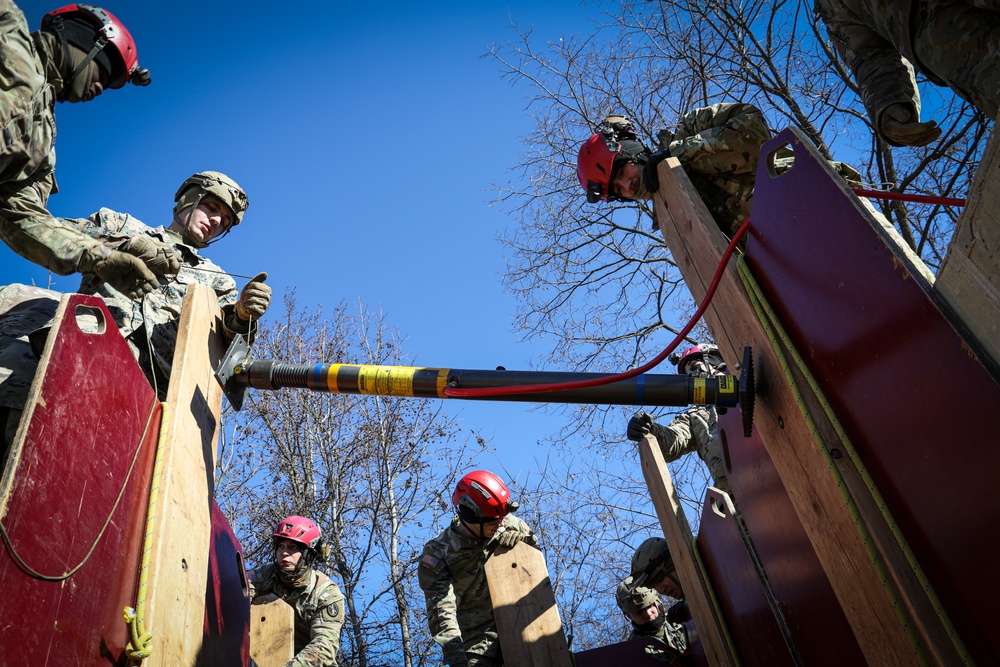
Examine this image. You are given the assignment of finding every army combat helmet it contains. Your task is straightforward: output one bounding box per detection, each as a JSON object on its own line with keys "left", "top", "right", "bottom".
{"left": 273, "top": 515, "right": 328, "bottom": 584}
{"left": 616, "top": 576, "right": 660, "bottom": 614}
{"left": 41, "top": 4, "right": 150, "bottom": 91}
{"left": 631, "top": 537, "right": 676, "bottom": 588}
{"left": 173, "top": 171, "right": 249, "bottom": 246}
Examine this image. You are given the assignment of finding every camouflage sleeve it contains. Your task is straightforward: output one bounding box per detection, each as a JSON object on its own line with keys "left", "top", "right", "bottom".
{"left": 668, "top": 103, "right": 772, "bottom": 177}
{"left": 417, "top": 548, "right": 466, "bottom": 665}
{"left": 287, "top": 592, "right": 344, "bottom": 667}
{"left": 814, "top": 0, "right": 921, "bottom": 145}
{"left": 654, "top": 405, "right": 715, "bottom": 463}
{"left": 0, "top": 180, "right": 113, "bottom": 275}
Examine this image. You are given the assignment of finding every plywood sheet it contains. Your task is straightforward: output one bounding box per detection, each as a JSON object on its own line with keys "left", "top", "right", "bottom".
{"left": 0, "top": 295, "right": 159, "bottom": 664}
{"left": 484, "top": 540, "right": 572, "bottom": 667}
{"left": 749, "top": 129, "right": 1000, "bottom": 664}
{"left": 249, "top": 598, "right": 295, "bottom": 667}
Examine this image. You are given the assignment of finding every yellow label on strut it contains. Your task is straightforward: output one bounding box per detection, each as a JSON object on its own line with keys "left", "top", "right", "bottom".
{"left": 718, "top": 375, "right": 735, "bottom": 393}
{"left": 693, "top": 378, "right": 706, "bottom": 404}
{"left": 357, "top": 365, "right": 420, "bottom": 396}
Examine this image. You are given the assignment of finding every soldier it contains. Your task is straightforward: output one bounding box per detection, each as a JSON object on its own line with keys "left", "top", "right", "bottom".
{"left": 616, "top": 576, "right": 689, "bottom": 663}
{"left": 815, "top": 0, "right": 1000, "bottom": 147}
{"left": 627, "top": 344, "right": 731, "bottom": 495}
{"left": 0, "top": 171, "right": 270, "bottom": 457}
{"left": 249, "top": 516, "right": 344, "bottom": 667}
{"left": 0, "top": 1, "right": 164, "bottom": 298}
{"left": 631, "top": 537, "right": 684, "bottom": 600}
{"left": 418, "top": 470, "right": 539, "bottom": 667}
{"left": 577, "top": 103, "right": 860, "bottom": 238}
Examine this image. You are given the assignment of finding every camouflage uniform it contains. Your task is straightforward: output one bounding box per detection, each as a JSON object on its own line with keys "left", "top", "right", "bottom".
{"left": 0, "top": 0, "right": 116, "bottom": 276}
{"left": 417, "top": 515, "right": 539, "bottom": 667}
{"left": 816, "top": 0, "right": 1000, "bottom": 142}
{"left": 629, "top": 614, "right": 688, "bottom": 665}
{"left": 249, "top": 563, "right": 345, "bottom": 667}
{"left": 653, "top": 405, "right": 729, "bottom": 495}
{"left": 73, "top": 208, "right": 241, "bottom": 398}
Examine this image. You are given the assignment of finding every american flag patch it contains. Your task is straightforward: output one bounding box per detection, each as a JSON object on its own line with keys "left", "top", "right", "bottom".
{"left": 420, "top": 554, "right": 440, "bottom": 569}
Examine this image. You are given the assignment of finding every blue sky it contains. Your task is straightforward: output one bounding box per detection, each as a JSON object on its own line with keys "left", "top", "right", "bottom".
{"left": 4, "top": 1, "right": 614, "bottom": 485}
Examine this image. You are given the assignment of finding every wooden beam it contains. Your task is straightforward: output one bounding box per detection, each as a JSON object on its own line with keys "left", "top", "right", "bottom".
{"left": 143, "top": 284, "right": 228, "bottom": 666}
{"left": 249, "top": 598, "right": 295, "bottom": 667}
{"left": 936, "top": 119, "right": 1000, "bottom": 373}
{"left": 638, "top": 434, "right": 738, "bottom": 666}
{"left": 653, "top": 156, "right": 924, "bottom": 665}
{"left": 485, "top": 541, "right": 573, "bottom": 667}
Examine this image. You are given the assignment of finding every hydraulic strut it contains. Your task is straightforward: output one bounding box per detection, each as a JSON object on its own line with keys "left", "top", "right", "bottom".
{"left": 216, "top": 335, "right": 756, "bottom": 435}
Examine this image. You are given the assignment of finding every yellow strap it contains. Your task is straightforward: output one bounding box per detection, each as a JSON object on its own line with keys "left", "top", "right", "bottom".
{"left": 123, "top": 401, "right": 170, "bottom": 662}
{"left": 737, "top": 256, "right": 972, "bottom": 666}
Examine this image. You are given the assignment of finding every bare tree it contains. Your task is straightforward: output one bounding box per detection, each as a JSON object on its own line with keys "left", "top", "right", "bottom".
{"left": 216, "top": 293, "right": 485, "bottom": 667}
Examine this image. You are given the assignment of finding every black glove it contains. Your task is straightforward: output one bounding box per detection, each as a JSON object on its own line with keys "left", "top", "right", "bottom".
{"left": 641, "top": 147, "right": 672, "bottom": 194}
{"left": 627, "top": 412, "right": 655, "bottom": 441}
{"left": 666, "top": 601, "right": 691, "bottom": 624}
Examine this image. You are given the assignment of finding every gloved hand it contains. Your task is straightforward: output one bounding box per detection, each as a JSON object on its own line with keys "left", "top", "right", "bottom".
{"left": 496, "top": 527, "right": 523, "bottom": 549}
{"left": 627, "top": 412, "right": 655, "bottom": 442}
{"left": 879, "top": 103, "right": 941, "bottom": 147}
{"left": 642, "top": 147, "right": 672, "bottom": 193}
{"left": 235, "top": 272, "right": 271, "bottom": 322}
{"left": 118, "top": 236, "right": 180, "bottom": 276}
{"left": 665, "top": 601, "right": 691, "bottom": 624}
{"left": 93, "top": 250, "right": 160, "bottom": 300}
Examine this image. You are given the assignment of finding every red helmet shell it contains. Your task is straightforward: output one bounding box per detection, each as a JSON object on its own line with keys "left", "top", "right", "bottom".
{"left": 452, "top": 470, "right": 512, "bottom": 519}
{"left": 42, "top": 4, "right": 141, "bottom": 88}
{"left": 273, "top": 516, "right": 322, "bottom": 550}
{"left": 577, "top": 133, "right": 621, "bottom": 203}
{"left": 674, "top": 343, "right": 722, "bottom": 375}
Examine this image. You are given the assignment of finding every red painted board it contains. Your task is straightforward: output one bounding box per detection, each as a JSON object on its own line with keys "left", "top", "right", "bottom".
{"left": 695, "top": 487, "right": 795, "bottom": 667}
{"left": 748, "top": 128, "right": 1000, "bottom": 664}
{"left": 0, "top": 295, "right": 159, "bottom": 665}
{"left": 575, "top": 636, "right": 695, "bottom": 667}
{"left": 719, "top": 409, "right": 865, "bottom": 665}
{"left": 197, "top": 500, "right": 251, "bottom": 666}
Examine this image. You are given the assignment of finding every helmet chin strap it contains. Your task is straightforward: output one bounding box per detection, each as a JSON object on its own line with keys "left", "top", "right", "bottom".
{"left": 176, "top": 193, "right": 233, "bottom": 248}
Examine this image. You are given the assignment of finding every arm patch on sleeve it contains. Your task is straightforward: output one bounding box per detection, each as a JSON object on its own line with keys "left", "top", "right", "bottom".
{"left": 420, "top": 553, "right": 442, "bottom": 571}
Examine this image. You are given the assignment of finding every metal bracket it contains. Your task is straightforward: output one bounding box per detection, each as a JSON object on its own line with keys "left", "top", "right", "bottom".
{"left": 739, "top": 346, "right": 755, "bottom": 437}
{"left": 214, "top": 334, "right": 250, "bottom": 411}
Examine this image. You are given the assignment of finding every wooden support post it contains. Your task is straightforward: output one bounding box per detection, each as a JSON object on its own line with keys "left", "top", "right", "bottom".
{"left": 936, "top": 119, "right": 1000, "bottom": 372}
{"left": 638, "top": 434, "right": 738, "bottom": 667}
{"left": 143, "top": 285, "right": 228, "bottom": 666}
{"left": 484, "top": 541, "right": 573, "bottom": 667}
{"left": 250, "top": 599, "right": 295, "bottom": 667}
{"left": 653, "top": 156, "right": 925, "bottom": 665}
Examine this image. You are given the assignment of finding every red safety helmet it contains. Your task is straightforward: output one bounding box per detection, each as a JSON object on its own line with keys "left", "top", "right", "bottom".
{"left": 273, "top": 515, "right": 322, "bottom": 551}
{"left": 453, "top": 470, "right": 517, "bottom": 520}
{"left": 670, "top": 343, "right": 725, "bottom": 376}
{"left": 41, "top": 4, "right": 149, "bottom": 89}
{"left": 578, "top": 133, "right": 621, "bottom": 203}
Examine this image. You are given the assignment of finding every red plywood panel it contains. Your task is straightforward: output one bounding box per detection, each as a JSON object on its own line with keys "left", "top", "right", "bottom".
{"left": 695, "top": 486, "right": 794, "bottom": 667}
{"left": 748, "top": 129, "right": 1000, "bottom": 664}
{"left": 0, "top": 295, "right": 159, "bottom": 666}
{"left": 719, "top": 410, "right": 865, "bottom": 665}
{"left": 575, "top": 636, "right": 695, "bottom": 667}
{"left": 198, "top": 501, "right": 251, "bottom": 666}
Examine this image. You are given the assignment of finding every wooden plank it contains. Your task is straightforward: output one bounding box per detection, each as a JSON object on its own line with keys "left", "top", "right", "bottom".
{"left": 0, "top": 294, "right": 159, "bottom": 664}
{"left": 638, "top": 434, "right": 738, "bottom": 667}
{"left": 576, "top": 636, "right": 693, "bottom": 667}
{"left": 249, "top": 598, "right": 295, "bottom": 667}
{"left": 936, "top": 118, "right": 1000, "bottom": 371}
{"left": 653, "top": 155, "right": 924, "bottom": 665}
{"left": 484, "top": 540, "right": 573, "bottom": 667}
{"left": 143, "top": 284, "right": 228, "bottom": 667}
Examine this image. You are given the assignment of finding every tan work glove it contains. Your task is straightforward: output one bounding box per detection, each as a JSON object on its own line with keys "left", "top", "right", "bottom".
{"left": 879, "top": 103, "right": 942, "bottom": 147}
{"left": 93, "top": 251, "right": 160, "bottom": 300}
{"left": 118, "top": 236, "right": 180, "bottom": 276}
{"left": 235, "top": 272, "right": 271, "bottom": 322}
{"left": 496, "top": 526, "right": 523, "bottom": 549}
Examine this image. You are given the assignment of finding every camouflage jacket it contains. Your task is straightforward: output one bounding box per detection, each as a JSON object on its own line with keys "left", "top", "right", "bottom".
{"left": 654, "top": 404, "right": 729, "bottom": 495}
{"left": 74, "top": 208, "right": 240, "bottom": 398}
{"left": 417, "top": 515, "right": 539, "bottom": 665}
{"left": 249, "top": 563, "right": 345, "bottom": 667}
{"left": 630, "top": 614, "right": 688, "bottom": 663}
{"left": 0, "top": 0, "right": 115, "bottom": 276}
